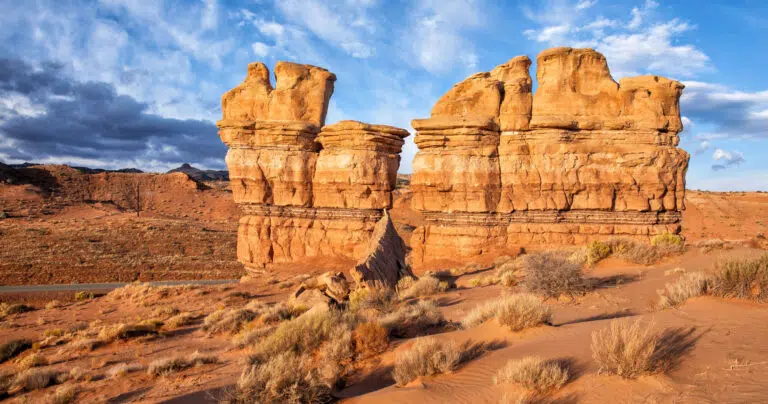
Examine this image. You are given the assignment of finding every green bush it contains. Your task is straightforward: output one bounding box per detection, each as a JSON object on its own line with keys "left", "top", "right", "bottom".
{"left": 586, "top": 241, "right": 612, "bottom": 266}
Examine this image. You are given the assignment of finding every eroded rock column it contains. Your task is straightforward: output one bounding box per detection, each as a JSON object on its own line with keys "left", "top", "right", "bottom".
{"left": 217, "top": 62, "right": 409, "bottom": 273}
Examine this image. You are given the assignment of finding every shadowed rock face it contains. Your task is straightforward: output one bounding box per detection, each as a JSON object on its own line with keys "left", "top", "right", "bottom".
{"left": 410, "top": 46, "right": 690, "bottom": 265}
{"left": 217, "top": 63, "right": 409, "bottom": 273}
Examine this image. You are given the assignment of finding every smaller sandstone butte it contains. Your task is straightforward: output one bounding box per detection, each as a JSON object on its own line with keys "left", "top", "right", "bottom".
{"left": 221, "top": 61, "right": 336, "bottom": 127}
{"left": 217, "top": 62, "right": 410, "bottom": 273}
{"left": 351, "top": 210, "right": 412, "bottom": 288}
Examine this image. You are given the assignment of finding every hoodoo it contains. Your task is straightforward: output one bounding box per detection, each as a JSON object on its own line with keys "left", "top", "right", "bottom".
{"left": 409, "top": 47, "right": 689, "bottom": 265}
{"left": 217, "top": 62, "right": 410, "bottom": 274}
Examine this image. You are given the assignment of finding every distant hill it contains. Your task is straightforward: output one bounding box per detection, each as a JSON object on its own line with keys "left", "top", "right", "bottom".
{"left": 166, "top": 163, "right": 229, "bottom": 182}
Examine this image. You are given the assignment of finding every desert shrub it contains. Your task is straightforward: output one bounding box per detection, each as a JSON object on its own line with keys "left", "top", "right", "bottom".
{"left": 98, "top": 321, "right": 160, "bottom": 341}
{"left": 469, "top": 276, "right": 499, "bottom": 288}
{"left": 165, "top": 312, "right": 198, "bottom": 329}
{"left": 400, "top": 276, "right": 447, "bottom": 299}
{"left": 106, "top": 362, "right": 144, "bottom": 378}
{"left": 378, "top": 300, "right": 444, "bottom": 337}
{"left": 203, "top": 308, "right": 256, "bottom": 335}
{"left": 522, "top": 252, "right": 590, "bottom": 299}
{"left": 147, "top": 351, "right": 218, "bottom": 377}
{"left": 70, "top": 338, "right": 102, "bottom": 351}
{"left": 658, "top": 272, "right": 712, "bottom": 309}
{"left": 392, "top": 337, "right": 464, "bottom": 386}
{"left": 353, "top": 322, "right": 389, "bottom": 357}
{"left": 591, "top": 319, "right": 659, "bottom": 378}
{"left": 710, "top": 254, "right": 768, "bottom": 301}
{"left": 235, "top": 352, "right": 332, "bottom": 404}
{"left": 317, "top": 328, "right": 355, "bottom": 387}
{"left": 1, "top": 339, "right": 32, "bottom": 363}
{"left": 462, "top": 294, "right": 551, "bottom": 331}
{"left": 17, "top": 352, "right": 48, "bottom": 370}
{"left": 43, "top": 328, "right": 66, "bottom": 338}
{"left": 586, "top": 241, "right": 612, "bottom": 267}
{"left": 396, "top": 276, "right": 416, "bottom": 291}
{"left": 258, "top": 302, "right": 308, "bottom": 324}
{"left": 232, "top": 324, "right": 274, "bottom": 348}
{"left": 13, "top": 367, "right": 64, "bottom": 391}
{"left": 45, "top": 300, "right": 62, "bottom": 309}
{"left": 348, "top": 285, "right": 395, "bottom": 313}
{"left": 258, "top": 309, "right": 349, "bottom": 357}
{"left": 74, "top": 291, "right": 94, "bottom": 301}
{"left": 50, "top": 384, "right": 79, "bottom": 404}
{"left": 0, "top": 303, "right": 34, "bottom": 317}
{"left": 651, "top": 233, "right": 684, "bottom": 248}
{"left": 494, "top": 356, "right": 569, "bottom": 393}
{"left": 606, "top": 237, "right": 683, "bottom": 265}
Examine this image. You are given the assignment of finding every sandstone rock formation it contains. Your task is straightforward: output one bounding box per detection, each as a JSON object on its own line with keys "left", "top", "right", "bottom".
{"left": 218, "top": 62, "right": 409, "bottom": 273}
{"left": 351, "top": 210, "right": 413, "bottom": 288}
{"left": 292, "top": 271, "right": 350, "bottom": 308}
{"left": 410, "top": 47, "right": 689, "bottom": 265}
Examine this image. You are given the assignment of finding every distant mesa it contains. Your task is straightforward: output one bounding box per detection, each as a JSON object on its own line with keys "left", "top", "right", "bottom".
{"left": 216, "top": 47, "right": 689, "bottom": 272}
{"left": 166, "top": 163, "right": 229, "bottom": 182}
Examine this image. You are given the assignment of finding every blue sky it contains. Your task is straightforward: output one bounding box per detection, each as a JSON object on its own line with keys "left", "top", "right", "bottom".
{"left": 0, "top": 0, "right": 766, "bottom": 191}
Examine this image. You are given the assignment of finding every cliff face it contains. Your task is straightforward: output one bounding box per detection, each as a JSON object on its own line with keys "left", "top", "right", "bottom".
{"left": 217, "top": 62, "right": 409, "bottom": 272}
{"left": 409, "top": 47, "right": 689, "bottom": 265}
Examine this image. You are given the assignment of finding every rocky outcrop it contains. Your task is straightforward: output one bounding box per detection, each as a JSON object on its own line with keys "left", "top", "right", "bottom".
{"left": 410, "top": 47, "right": 689, "bottom": 265}
{"left": 351, "top": 210, "right": 413, "bottom": 288}
{"left": 217, "top": 62, "right": 409, "bottom": 273}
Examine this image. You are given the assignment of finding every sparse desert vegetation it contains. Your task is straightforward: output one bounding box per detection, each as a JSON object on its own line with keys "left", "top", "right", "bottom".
{"left": 494, "top": 356, "right": 570, "bottom": 393}
{"left": 392, "top": 337, "right": 469, "bottom": 386}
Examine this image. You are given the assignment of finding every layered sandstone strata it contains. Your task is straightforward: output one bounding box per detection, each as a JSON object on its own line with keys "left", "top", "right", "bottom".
{"left": 217, "top": 62, "right": 409, "bottom": 272}
{"left": 410, "top": 47, "right": 690, "bottom": 265}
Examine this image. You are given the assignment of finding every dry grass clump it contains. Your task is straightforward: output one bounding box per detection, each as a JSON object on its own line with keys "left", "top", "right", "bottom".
{"left": 591, "top": 319, "right": 660, "bottom": 378}
{"left": 164, "top": 312, "right": 199, "bottom": 329}
{"left": 148, "top": 351, "right": 218, "bottom": 377}
{"left": 0, "top": 339, "right": 32, "bottom": 363}
{"left": 45, "top": 300, "right": 62, "bottom": 309}
{"left": 353, "top": 322, "right": 389, "bottom": 357}
{"left": 49, "top": 384, "right": 79, "bottom": 404}
{"left": 106, "top": 362, "right": 144, "bottom": 378}
{"left": 98, "top": 321, "right": 161, "bottom": 342}
{"left": 651, "top": 233, "right": 684, "bottom": 248}
{"left": 203, "top": 308, "right": 256, "bottom": 335}
{"left": 257, "top": 309, "right": 349, "bottom": 357}
{"left": 710, "top": 254, "right": 768, "bottom": 301}
{"left": 658, "top": 272, "right": 712, "bottom": 309}
{"left": 74, "top": 291, "right": 94, "bottom": 301}
{"left": 522, "top": 252, "right": 590, "bottom": 299}
{"left": 17, "top": 352, "right": 48, "bottom": 370}
{"left": 235, "top": 352, "right": 332, "bottom": 404}
{"left": 396, "top": 276, "right": 416, "bottom": 291}
{"left": 13, "top": 367, "right": 65, "bottom": 391}
{"left": 348, "top": 285, "right": 396, "bottom": 313}
{"left": 399, "top": 275, "right": 448, "bottom": 299}
{"left": 378, "top": 300, "right": 445, "bottom": 337}
{"left": 392, "top": 337, "right": 467, "bottom": 386}
{"left": 462, "top": 293, "right": 551, "bottom": 331}
{"left": 494, "top": 356, "right": 569, "bottom": 393}
{"left": 605, "top": 237, "right": 684, "bottom": 265}
{"left": 469, "top": 276, "right": 500, "bottom": 288}
{"left": 585, "top": 240, "right": 612, "bottom": 267}
{"left": 0, "top": 302, "right": 34, "bottom": 317}
{"left": 232, "top": 326, "right": 275, "bottom": 348}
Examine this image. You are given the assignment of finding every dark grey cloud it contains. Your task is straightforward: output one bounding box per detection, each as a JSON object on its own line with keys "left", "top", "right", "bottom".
{"left": 0, "top": 58, "right": 225, "bottom": 170}
{"left": 681, "top": 81, "right": 768, "bottom": 138}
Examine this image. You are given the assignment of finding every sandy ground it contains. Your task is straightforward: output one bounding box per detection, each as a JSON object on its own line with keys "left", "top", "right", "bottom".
{"left": 1, "top": 169, "right": 768, "bottom": 403}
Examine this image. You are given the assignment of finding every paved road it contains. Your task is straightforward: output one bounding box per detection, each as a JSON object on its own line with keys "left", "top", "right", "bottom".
{"left": 0, "top": 279, "right": 238, "bottom": 294}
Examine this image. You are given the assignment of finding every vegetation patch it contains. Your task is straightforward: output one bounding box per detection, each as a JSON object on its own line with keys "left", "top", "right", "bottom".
{"left": 494, "top": 356, "right": 570, "bottom": 393}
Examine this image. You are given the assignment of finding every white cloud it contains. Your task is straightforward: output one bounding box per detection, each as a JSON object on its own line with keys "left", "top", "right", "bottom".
{"left": 251, "top": 42, "right": 270, "bottom": 58}
{"left": 522, "top": 0, "right": 711, "bottom": 78}
{"left": 681, "top": 81, "right": 768, "bottom": 139}
{"left": 274, "top": 0, "right": 376, "bottom": 58}
{"left": 712, "top": 148, "right": 746, "bottom": 169}
{"left": 404, "top": 0, "right": 484, "bottom": 73}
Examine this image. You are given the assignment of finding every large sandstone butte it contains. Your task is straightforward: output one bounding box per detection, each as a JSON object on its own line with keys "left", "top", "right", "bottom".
{"left": 217, "top": 62, "right": 410, "bottom": 274}
{"left": 410, "top": 47, "right": 689, "bottom": 265}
